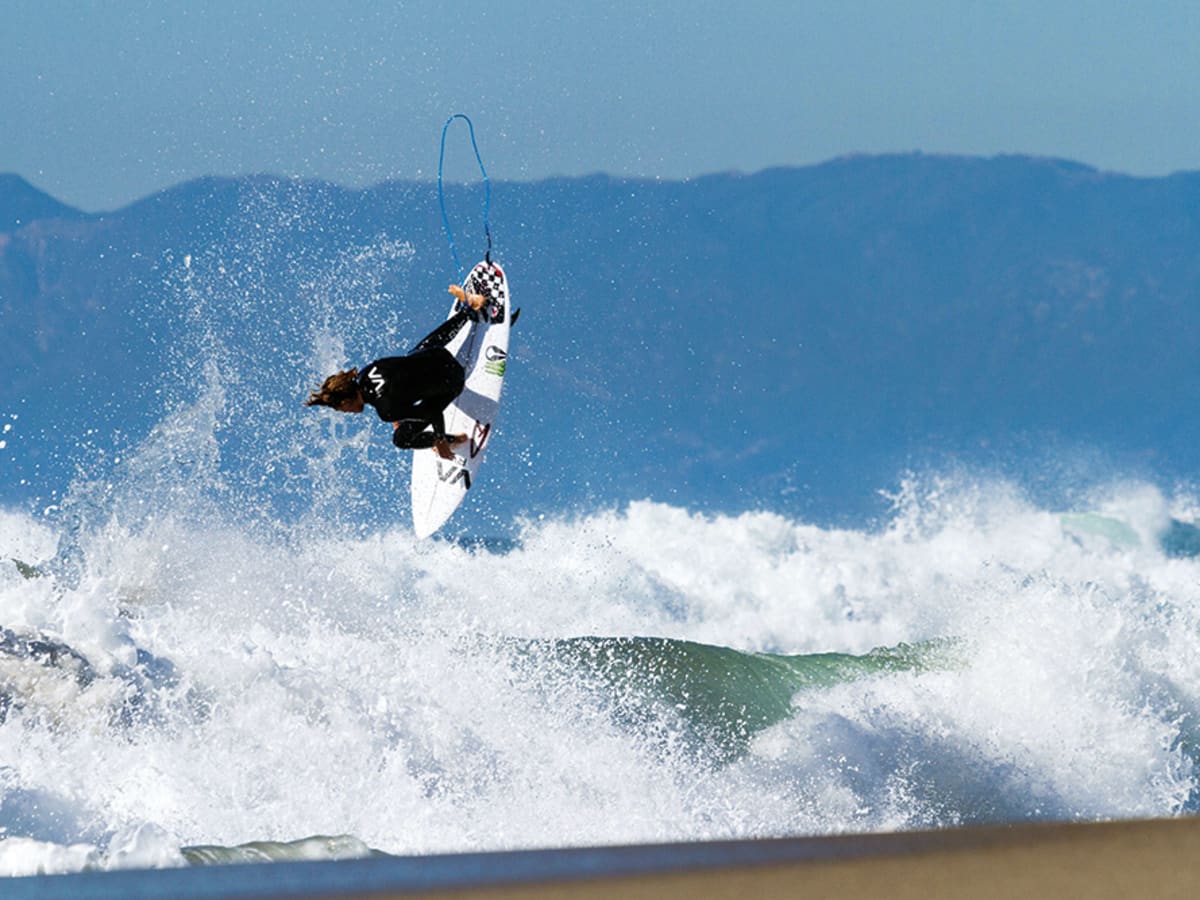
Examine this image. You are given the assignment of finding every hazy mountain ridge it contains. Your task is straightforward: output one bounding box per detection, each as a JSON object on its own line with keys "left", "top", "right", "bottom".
{"left": 2, "top": 155, "right": 1198, "bottom": 525}
{"left": 0, "top": 174, "right": 89, "bottom": 232}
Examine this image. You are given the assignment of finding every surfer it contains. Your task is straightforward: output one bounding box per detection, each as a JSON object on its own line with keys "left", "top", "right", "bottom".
{"left": 305, "top": 286, "right": 488, "bottom": 460}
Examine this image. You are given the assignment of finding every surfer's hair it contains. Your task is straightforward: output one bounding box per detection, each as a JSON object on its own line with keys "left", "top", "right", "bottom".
{"left": 305, "top": 368, "right": 360, "bottom": 408}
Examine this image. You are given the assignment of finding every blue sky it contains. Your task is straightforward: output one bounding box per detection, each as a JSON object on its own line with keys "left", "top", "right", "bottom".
{"left": 4, "top": 1, "right": 1199, "bottom": 211}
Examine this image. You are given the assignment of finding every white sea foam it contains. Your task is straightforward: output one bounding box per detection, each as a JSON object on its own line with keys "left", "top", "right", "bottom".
{"left": 1, "top": 470, "right": 1197, "bottom": 875}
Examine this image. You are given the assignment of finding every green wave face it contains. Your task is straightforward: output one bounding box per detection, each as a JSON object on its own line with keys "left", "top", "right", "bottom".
{"left": 517, "top": 637, "right": 960, "bottom": 765}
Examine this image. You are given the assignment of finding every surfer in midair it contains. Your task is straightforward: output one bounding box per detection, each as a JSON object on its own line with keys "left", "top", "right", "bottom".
{"left": 305, "top": 284, "right": 488, "bottom": 460}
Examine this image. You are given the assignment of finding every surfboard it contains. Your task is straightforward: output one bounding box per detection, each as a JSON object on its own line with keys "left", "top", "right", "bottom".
{"left": 410, "top": 259, "right": 512, "bottom": 538}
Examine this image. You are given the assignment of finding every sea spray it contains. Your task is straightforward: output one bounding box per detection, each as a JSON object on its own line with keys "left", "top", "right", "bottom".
{"left": 3, "top": 225, "right": 1200, "bottom": 847}
{"left": 2, "top": 471, "right": 1199, "bottom": 875}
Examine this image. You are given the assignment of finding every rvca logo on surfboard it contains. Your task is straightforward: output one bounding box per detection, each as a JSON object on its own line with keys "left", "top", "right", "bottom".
{"left": 436, "top": 460, "right": 471, "bottom": 489}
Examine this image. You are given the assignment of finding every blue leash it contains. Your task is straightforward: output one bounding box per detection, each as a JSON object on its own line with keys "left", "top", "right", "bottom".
{"left": 437, "top": 114, "right": 492, "bottom": 283}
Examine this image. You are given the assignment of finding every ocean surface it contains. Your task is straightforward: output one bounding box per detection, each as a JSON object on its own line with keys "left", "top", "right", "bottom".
{"left": 2, "top": 193, "right": 1200, "bottom": 879}
{"left": 2, "top": 445, "right": 1198, "bottom": 875}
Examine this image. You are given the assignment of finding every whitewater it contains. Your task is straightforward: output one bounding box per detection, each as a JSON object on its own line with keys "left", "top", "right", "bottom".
{"left": 2, "top": 455, "right": 1198, "bottom": 876}
{"left": 1, "top": 228, "right": 1198, "bottom": 879}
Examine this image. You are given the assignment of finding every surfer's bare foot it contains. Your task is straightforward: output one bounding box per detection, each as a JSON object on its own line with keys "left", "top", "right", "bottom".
{"left": 433, "top": 434, "right": 468, "bottom": 460}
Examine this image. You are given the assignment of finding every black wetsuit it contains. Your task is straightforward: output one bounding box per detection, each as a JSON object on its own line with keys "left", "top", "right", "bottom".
{"left": 358, "top": 311, "right": 472, "bottom": 449}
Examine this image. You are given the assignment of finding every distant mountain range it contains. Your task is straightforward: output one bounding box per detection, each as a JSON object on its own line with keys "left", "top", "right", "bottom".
{"left": 0, "top": 174, "right": 86, "bottom": 232}
{"left": 2, "top": 155, "right": 1199, "bottom": 529}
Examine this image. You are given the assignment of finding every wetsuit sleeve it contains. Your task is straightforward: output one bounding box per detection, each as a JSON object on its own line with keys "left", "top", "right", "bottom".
{"left": 410, "top": 310, "right": 473, "bottom": 354}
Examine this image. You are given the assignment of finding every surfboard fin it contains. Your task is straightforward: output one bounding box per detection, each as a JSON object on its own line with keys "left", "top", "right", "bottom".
{"left": 511, "top": 307, "right": 521, "bottom": 326}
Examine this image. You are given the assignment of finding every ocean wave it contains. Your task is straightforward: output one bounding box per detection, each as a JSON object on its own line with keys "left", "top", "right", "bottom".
{"left": 1, "top": 473, "right": 1198, "bottom": 875}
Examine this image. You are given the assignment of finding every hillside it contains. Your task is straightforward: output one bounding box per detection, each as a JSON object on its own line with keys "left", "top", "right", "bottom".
{"left": 2, "top": 155, "right": 1199, "bottom": 528}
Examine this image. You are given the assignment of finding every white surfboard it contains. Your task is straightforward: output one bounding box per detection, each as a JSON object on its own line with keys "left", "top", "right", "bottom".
{"left": 411, "top": 259, "right": 512, "bottom": 538}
